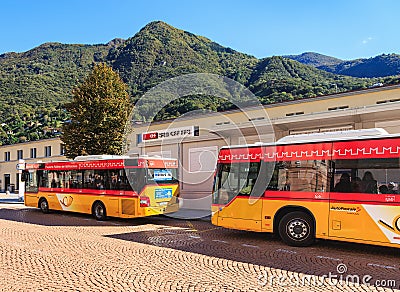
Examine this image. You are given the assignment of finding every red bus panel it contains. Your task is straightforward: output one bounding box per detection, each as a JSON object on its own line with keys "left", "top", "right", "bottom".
{"left": 218, "top": 147, "right": 263, "bottom": 163}
{"left": 332, "top": 138, "right": 400, "bottom": 160}
{"left": 45, "top": 160, "right": 125, "bottom": 170}
{"left": 264, "top": 143, "right": 333, "bottom": 162}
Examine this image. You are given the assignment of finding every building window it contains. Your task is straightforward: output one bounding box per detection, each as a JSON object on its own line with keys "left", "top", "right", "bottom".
{"left": 4, "top": 152, "right": 10, "bottom": 161}
{"left": 30, "top": 148, "right": 37, "bottom": 158}
{"left": 17, "top": 150, "right": 23, "bottom": 160}
{"left": 60, "top": 144, "right": 66, "bottom": 156}
{"left": 286, "top": 112, "right": 304, "bottom": 117}
{"left": 377, "top": 98, "right": 400, "bottom": 104}
{"left": 328, "top": 105, "right": 349, "bottom": 111}
{"left": 248, "top": 117, "right": 266, "bottom": 121}
{"left": 45, "top": 146, "right": 52, "bottom": 157}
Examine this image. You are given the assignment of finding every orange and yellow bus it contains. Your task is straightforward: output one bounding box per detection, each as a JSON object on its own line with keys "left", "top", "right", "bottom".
{"left": 212, "top": 129, "right": 400, "bottom": 247}
{"left": 22, "top": 155, "right": 179, "bottom": 220}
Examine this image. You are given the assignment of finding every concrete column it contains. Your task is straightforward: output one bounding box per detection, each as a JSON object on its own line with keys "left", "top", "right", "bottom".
{"left": 17, "top": 159, "right": 25, "bottom": 200}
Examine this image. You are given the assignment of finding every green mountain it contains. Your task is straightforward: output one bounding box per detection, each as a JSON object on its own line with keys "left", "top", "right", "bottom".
{"left": 319, "top": 54, "right": 400, "bottom": 78}
{"left": 284, "top": 52, "right": 343, "bottom": 68}
{"left": 0, "top": 21, "right": 396, "bottom": 145}
{"left": 286, "top": 52, "right": 400, "bottom": 78}
{"left": 108, "top": 21, "right": 259, "bottom": 96}
{"left": 0, "top": 40, "right": 122, "bottom": 144}
{"left": 107, "top": 22, "right": 374, "bottom": 119}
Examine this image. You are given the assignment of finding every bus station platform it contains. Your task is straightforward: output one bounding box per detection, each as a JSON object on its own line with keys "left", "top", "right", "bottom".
{"left": 0, "top": 192, "right": 24, "bottom": 203}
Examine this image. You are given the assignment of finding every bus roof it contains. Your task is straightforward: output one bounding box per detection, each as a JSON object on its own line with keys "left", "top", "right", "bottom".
{"left": 221, "top": 128, "right": 400, "bottom": 149}
{"left": 74, "top": 155, "right": 129, "bottom": 161}
{"left": 73, "top": 154, "right": 177, "bottom": 161}
{"left": 26, "top": 155, "right": 178, "bottom": 170}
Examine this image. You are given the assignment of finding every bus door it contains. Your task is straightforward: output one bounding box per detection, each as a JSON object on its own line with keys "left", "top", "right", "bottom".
{"left": 329, "top": 155, "right": 400, "bottom": 245}
{"left": 212, "top": 161, "right": 264, "bottom": 231}
{"left": 262, "top": 158, "right": 331, "bottom": 236}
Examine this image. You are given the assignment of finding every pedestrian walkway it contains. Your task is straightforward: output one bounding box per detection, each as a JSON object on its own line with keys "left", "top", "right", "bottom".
{"left": 0, "top": 192, "right": 24, "bottom": 203}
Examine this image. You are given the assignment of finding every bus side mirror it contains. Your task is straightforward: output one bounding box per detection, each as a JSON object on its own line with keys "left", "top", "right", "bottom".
{"left": 21, "top": 171, "right": 29, "bottom": 182}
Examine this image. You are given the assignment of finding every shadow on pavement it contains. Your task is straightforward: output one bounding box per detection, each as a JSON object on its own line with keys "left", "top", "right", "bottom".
{"left": 0, "top": 207, "right": 158, "bottom": 227}
{"left": 0, "top": 205, "right": 210, "bottom": 228}
{"left": 106, "top": 221, "right": 400, "bottom": 286}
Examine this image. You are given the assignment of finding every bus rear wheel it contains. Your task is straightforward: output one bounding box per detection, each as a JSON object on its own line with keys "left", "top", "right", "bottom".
{"left": 278, "top": 211, "right": 315, "bottom": 247}
{"left": 39, "top": 198, "right": 49, "bottom": 214}
{"left": 92, "top": 201, "right": 107, "bottom": 221}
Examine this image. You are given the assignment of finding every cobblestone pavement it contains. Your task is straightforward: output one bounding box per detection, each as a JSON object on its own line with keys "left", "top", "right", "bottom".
{"left": 0, "top": 204, "right": 399, "bottom": 292}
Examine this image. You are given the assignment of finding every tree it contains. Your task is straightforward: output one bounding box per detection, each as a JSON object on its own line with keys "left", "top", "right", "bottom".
{"left": 61, "top": 63, "right": 131, "bottom": 158}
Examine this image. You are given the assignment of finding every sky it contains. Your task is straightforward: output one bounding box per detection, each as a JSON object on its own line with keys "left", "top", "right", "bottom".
{"left": 0, "top": 0, "right": 398, "bottom": 60}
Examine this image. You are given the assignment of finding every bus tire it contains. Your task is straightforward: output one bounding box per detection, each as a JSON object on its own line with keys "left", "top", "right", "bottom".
{"left": 278, "top": 211, "right": 315, "bottom": 247}
{"left": 39, "top": 198, "right": 50, "bottom": 214}
{"left": 92, "top": 201, "right": 107, "bottom": 221}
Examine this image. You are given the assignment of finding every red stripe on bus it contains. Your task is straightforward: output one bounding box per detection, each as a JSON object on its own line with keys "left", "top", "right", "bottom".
{"left": 45, "top": 160, "right": 126, "bottom": 170}
{"left": 218, "top": 147, "right": 263, "bottom": 163}
{"left": 264, "top": 191, "right": 329, "bottom": 200}
{"left": 330, "top": 192, "right": 400, "bottom": 204}
{"left": 214, "top": 192, "right": 400, "bottom": 207}
{"left": 39, "top": 187, "right": 139, "bottom": 197}
{"left": 265, "top": 191, "right": 400, "bottom": 205}
{"left": 332, "top": 138, "right": 400, "bottom": 160}
{"left": 43, "top": 159, "right": 178, "bottom": 170}
{"left": 39, "top": 183, "right": 178, "bottom": 198}
{"left": 264, "top": 143, "right": 333, "bottom": 162}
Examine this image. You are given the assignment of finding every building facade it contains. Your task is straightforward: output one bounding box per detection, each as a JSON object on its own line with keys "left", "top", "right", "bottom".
{"left": 128, "top": 84, "right": 400, "bottom": 210}
{"left": 1, "top": 84, "right": 400, "bottom": 209}
{"left": 0, "top": 138, "right": 66, "bottom": 192}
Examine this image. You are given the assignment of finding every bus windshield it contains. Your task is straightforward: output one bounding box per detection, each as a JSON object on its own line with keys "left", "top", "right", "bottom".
{"left": 213, "top": 162, "right": 260, "bottom": 205}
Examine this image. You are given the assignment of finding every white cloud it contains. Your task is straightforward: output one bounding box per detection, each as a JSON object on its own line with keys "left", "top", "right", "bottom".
{"left": 362, "top": 37, "right": 373, "bottom": 45}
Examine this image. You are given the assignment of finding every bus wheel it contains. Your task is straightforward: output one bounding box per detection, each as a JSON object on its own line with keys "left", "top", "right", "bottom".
{"left": 278, "top": 211, "right": 315, "bottom": 247}
{"left": 39, "top": 198, "right": 50, "bottom": 214}
{"left": 92, "top": 201, "right": 107, "bottom": 221}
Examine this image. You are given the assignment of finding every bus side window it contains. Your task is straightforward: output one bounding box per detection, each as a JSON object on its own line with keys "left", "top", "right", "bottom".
{"left": 266, "top": 160, "right": 329, "bottom": 192}
{"left": 38, "top": 170, "right": 48, "bottom": 188}
{"left": 218, "top": 189, "right": 229, "bottom": 204}
{"left": 334, "top": 158, "right": 400, "bottom": 194}
{"left": 333, "top": 173, "right": 352, "bottom": 193}
{"left": 360, "top": 171, "right": 377, "bottom": 194}
{"left": 289, "top": 176, "right": 311, "bottom": 192}
{"left": 266, "top": 162, "right": 279, "bottom": 190}
{"left": 110, "top": 171, "right": 119, "bottom": 189}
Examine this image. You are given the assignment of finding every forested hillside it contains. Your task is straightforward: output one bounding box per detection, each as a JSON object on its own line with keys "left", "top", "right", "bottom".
{"left": 0, "top": 21, "right": 398, "bottom": 145}
{"left": 286, "top": 52, "right": 400, "bottom": 78}
{"left": 0, "top": 41, "right": 122, "bottom": 144}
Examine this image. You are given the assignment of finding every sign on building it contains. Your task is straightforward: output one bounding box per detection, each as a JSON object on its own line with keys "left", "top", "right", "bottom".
{"left": 138, "top": 126, "right": 199, "bottom": 143}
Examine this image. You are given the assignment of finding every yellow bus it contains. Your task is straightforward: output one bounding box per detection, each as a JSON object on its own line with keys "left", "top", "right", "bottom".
{"left": 22, "top": 155, "right": 179, "bottom": 220}
{"left": 212, "top": 129, "right": 400, "bottom": 247}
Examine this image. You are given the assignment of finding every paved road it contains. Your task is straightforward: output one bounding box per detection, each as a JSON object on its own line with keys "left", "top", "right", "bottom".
{"left": 0, "top": 204, "right": 399, "bottom": 291}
